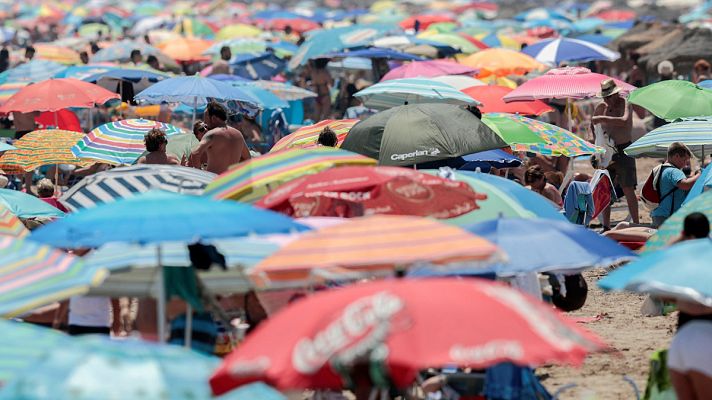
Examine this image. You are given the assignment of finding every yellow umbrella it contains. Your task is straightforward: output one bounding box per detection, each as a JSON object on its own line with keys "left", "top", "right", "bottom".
{"left": 0, "top": 130, "right": 91, "bottom": 174}
{"left": 33, "top": 44, "right": 81, "bottom": 65}
{"left": 479, "top": 75, "right": 518, "bottom": 88}
{"left": 215, "top": 24, "right": 263, "bottom": 40}
{"left": 460, "top": 48, "right": 546, "bottom": 77}
{"left": 370, "top": 0, "right": 396, "bottom": 13}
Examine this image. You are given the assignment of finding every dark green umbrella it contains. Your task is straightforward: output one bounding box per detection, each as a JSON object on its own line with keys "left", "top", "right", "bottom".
{"left": 341, "top": 103, "right": 508, "bottom": 166}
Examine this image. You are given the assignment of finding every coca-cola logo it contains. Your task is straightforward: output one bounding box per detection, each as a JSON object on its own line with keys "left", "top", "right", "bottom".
{"left": 228, "top": 356, "right": 271, "bottom": 377}
{"left": 292, "top": 291, "right": 404, "bottom": 374}
{"left": 386, "top": 177, "right": 433, "bottom": 202}
{"left": 449, "top": 340, "right": 524, "bottom": 364}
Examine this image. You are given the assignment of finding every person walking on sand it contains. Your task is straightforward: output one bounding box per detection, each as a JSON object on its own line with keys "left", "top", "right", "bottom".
{"left": 592, "top": 79, "right": 639, "bottom": 229}
{"left": 650, "top": 142, "right": 700, "bottom": 228}
{"left": 137, "top": 128, "right": 180, "bottom": 165}
{"left": 189, "top": 101, "right": 251, "bottom": 174}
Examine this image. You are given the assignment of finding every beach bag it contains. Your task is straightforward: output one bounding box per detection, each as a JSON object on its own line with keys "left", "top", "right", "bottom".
{"left": 641, "top": 163, "right": 676, "bottom": 208}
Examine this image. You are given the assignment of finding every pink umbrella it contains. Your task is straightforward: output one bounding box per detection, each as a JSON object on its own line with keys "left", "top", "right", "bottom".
{"left": 503, "top": 67, "right": 635, "bottom": 102}
{"left": 381, "top": 60, "right": 477, "bottom": 81}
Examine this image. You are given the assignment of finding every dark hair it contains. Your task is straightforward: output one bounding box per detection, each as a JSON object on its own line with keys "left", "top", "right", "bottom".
{"left": 524, "top": 165, "right": 545, "bottom": 185}
{"left": 314, "top": 58, "right": 329, "bottom": 69}
{"left": 467, "top": 105, "right": 482, "bottom": 119}
{"left": 144, "top": 128, "right": 167, "bottom": 152}
{"left": 683, "top": 212, "right": 710, "bottom": 239}
{"left": 220, "top": 46, "right": 231, "bottom": 57}
{"left": 146, "top": 55, "right": 158, "bottom": 64}
{"left": 668, "top": 142, "right": 692, "bottom": 159}
{"left": 317, "top": 126, "right": 338, "bottom": 147}
{"left": 25, "top": 46, "right": 35, "bottom": 54}
{"left": 193, "top": 120, "right": 208, "bottom": 135}
{"left": 206, "top": 101, "right": 227, "bottom": 121}
{"left": 130, "top": 49, "right": 141, "bottom": 59}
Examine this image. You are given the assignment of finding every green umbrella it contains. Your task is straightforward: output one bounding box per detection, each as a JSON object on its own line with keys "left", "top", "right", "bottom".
{"left": 480, "top": 113, "right": 549, "bottom": 146}
{"left": 643, "top": 190, "right": 712, "bottom": 253}
{"left": 628, "top": 80, "right": 712, "bottom": 121}
{"left": 342, "top": 103, "right": 508, "bottom": 166}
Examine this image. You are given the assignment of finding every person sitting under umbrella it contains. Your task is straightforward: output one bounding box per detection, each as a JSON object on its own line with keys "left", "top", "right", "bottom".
{"left": 189, "top": 102, "right": 251, "bottom": 174}
{"left": 524, "top": 165, "right": 562, "bottom": 207}
{"left": 137, "top": 128, "right": 181, "bottom": 165}
{"left": 317, "top": 126, "right": 338, "bottom": 147}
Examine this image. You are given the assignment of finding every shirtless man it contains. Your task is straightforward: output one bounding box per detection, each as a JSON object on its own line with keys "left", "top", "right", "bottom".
{"left": 137, "top": 128, "right": 180, "bottom": 165}
{"left": 591, "top": 79, "right": 639, "bottom": 228}
{"left": 309, "top": 58, "right": 333, "bottom": 121}
{"left": 190, "top": 102, "right": 250, "bottom": 174}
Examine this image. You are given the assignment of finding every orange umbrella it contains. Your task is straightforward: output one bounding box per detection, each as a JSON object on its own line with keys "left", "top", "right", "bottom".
{"left": 33, "top": 44, "right": 81, "bottom": 65}
{"left": 460, "top": 48, "right": 545, "bottom": 77}
{"left": 157, "top": 37, "right": 213, "bottom": 62}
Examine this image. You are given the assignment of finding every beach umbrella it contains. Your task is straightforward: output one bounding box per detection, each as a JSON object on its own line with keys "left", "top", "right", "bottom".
{"left": 642, "top": 191, "right": 712, "bottom": 253}
{"left": 203, "top": 147, "right": 376, "bottom": 203}
{"left": 466, "top": 218, "right": 635, "bottom": 276}
{"left": 248, "top": 215, "right": 501, "bottom": 288}
{"left": 380, "top": 60, "right": 476, "bottom": 81}
{"left": 60, "top": 164, "right": 215, "bottom": 211}
{"left": 0, "top": 189, "right": 65, "bottom": 219}
{"left": 521, "top": 37, "right": 620, "bottom": 65}
{"left": 231, "top": 85, "right": 289, "bottom": 109}
{"left": 624, "top": 117, "right": 712, "bottom": 158}
{"left": 135, "top": 75, "right": 259, "bottom": 108}
{"left": 71, "top": 119, "right": 184, "bottom": 165}
{"left": 210, "top": 278, "right": 602, "bottom": 395}
{"left": 0, "top": 79, "right": 119, "bottom": 114}
{"left": 0, "top": 130, "right": 89, "bottom": 174}
{"left": 503, "top": 67, "right": 634, "bottom": 101}
{"left": 353, "top": 77, "right": 478, "bottom": 110}
{"left": 483, "top": 113, "right": 603, "bottom": 156}
{"left": 0, "top": 82, "right": 29, "bottom": 105}
{"left": 250, "top": 80, "right": 317, "bottom": 100}
{"left": 82, "top": 67, "right": 171, "bottom": 93}
{"left": 400, "top": 14, "right": 456, "bottom": 30}
{"left": 157, "top": 37, "right": 213, "bottom": 62}
{"left": 172, "top": 17, "right": 216, "bottom": 38}
{"left": 204, "top": 39, "right": 298, "bottom": 58}
{"left": 416, "top": 32, "right": 484, "bottom": 53}
{"left": 262, "top": 17, "right": 320, "bottom": 33}
{"left": 91, "top": 40, "right": 179, "bottom": 71}
{"left": 515, "top": 7, "right": 572, "bottom": 21}
{"left": 459, "top": 48, "right": 545, "bottom": 77}
{"left": 33, "top": 43, "right": 81, "bottom": 65}
{"left": 572, "top": 33, "right": 613, "bottom": 46}
{"left": 35, "top": 109, "right": 81, "bottom": 131}
{"left": 53, "top": 65, "right": 115, "bottom": 80}
{"left": 473, "top": 32, "right": 521, "bottom": 50}
{"left": 628, "top": 80, "right": 712, "bottom": 122}
{"left": 230, "top": 52, "right": 286, "bottom": 80}
{"left": 0, "top": 206, "right": 28, "bottom": 238}
{"left": 0, "top": 236, "right": 101, "bottom": 317}
{"left": 215, "top": 24, "right": 264, "bottom": 40}
{"left": 0, "top": 60, "right": 66, "bottom": 84}
{"left": 593, "top": 9, "right": 636, "bottom": 22}
{"left": 342, "top": 103, "right": 507, "bottom": 165}
{"left": 270, "top": 119, "right": 358, "bottom": 152}
{"left": 325, "top": 47, "right": 423, "bottom": 61}
{"left": 457, "top": 149, "right": 522, "bottom": 171}
{"left": 430, "top": 74, "right": 485, "bottom": 90}
{"left": 462, "top": 85, "right": 553, "bottom": 116}
{"left": 256, "top": 166, "right": 487, "bottom": 218}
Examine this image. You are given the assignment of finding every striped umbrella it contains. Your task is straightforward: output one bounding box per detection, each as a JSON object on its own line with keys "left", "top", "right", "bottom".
{"left": 0, "top": 236, "right": 106, "bottom": 317}
{"left": 354, "top": 77, "right": 478, "bottom": 110}
{"left": 60, "top": 164, "right": 215, "bottom": 211}
{"left": 0, "top": 207, "right": 29, "bottom": 238}
{"left": 0, "top": 81, "right": 29, "bottom": 105}
{"left": 71, "top": 119, "right": 185, "bottom": 165}
{"left": 521, "top": 37, "right": 620, "bottom": 65}
{"left": 270, "top": 119, "right": 358, "bottom": 152}
{"left": 625, "top": 118, "right": 712, "bottom": 158}
{"left": 0, "top": 130, "right": 89, "bottom": 174}
{"left": 203, "top": 148, "right": 376, "bottom": 203}
{"left": 483, "top": 113, "right": 604, "bottom": 156}
{"left": 249, "top": 215, "right": 503, "bottom": 289}
{"left": 33, "top": 44, "right": 81, "bottom": 65}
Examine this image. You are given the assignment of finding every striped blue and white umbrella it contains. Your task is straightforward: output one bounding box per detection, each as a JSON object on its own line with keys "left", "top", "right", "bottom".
{"left": 521, "top": 37, "right": 620, "bottom": 66}
{"left": 59, "top": 165, "right": 216, "bottom": 211}
{"left": 353, "top": 78, "right": 478, "bottom": 110}
{"left": 624, "top": 117, "right": 712, "bottom": 158}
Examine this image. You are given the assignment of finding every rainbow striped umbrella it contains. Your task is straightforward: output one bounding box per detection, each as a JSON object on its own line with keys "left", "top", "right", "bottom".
{"left": 0, "top": 207, "right": 28, "bottom": 238}
{"left": 33, "top": 44, "right": 81, "bottom": 65}
{"left": 71, "top": 119, "right": 184, "bottom": 165}
{"left": 270, "top": 119, "right": 358, "bottom": 152}
{"left": 0, "top": 130, "right": 90, "bottom": 173}
{"left": 203, "top": 148, "right": 376, "bottom": 203}
{"left": 0, "top": 236, "right": 107, "bottom": 317}
{"left": 0, "top": 81, "right": 29, "bottom": 105}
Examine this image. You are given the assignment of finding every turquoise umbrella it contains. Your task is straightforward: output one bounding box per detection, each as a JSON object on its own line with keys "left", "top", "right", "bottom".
{"left": 643, "top": 191, "right": 712, "bottom": 253}
{"left": 624, "top": 117, "right": 712, "bottom": 158}
{"left": 0, "top": 189, "right": 65, "bottom": 219}
{"left": 353, "top": 77, "right": 477, "bottom": 110}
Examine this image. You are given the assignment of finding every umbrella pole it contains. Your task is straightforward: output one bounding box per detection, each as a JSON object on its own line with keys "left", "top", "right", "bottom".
{"left": 184, "top": 303, "right": 192, "bottom": 349}
{"left": 156, "top": 245, "right": 167, "bottom": 344}
{"left": 54, "top": 111, "right": 59, "bottom": 129}
{"left": 191, "top": 96, "right": 197, "bottom": 128}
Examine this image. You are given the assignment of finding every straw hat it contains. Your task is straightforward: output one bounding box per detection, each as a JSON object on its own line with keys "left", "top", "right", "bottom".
{"left": 598, "top": 78, "right": 621, "bottom": 98}
{"left": 657, "top": 60, "right": 674, "bottom": 76}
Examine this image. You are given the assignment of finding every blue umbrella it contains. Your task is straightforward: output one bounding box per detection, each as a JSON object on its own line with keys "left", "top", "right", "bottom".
{"left": 598, "top": 239, "right": 712, "bottom": 306}
{"left": 327, "top": 56, "right": 372, "bottom": 70}
{"left": 0, "top": 189, "right": 64, "bottom": 219}
{"left": 208, "top": 74, "right": 250, "bottom": 82}
{"left": 569, "top": 17, "right": 606, "bottom": 33}
{"left": 571, "top": 34, "right": 613, "bottom": 46}
{"left": 53, "top": 65, "right": 116, "bottom": 80}
{"left": 514, "top": 7, "right": 572, "bottom": 22}
{"left": 465, "top": 218, "right": 636, "bottom": 275}
{"left": 698, "top": 80, "right": 712, "bottom": 89}
{"left": 326, "top": 47, "right": 424, "bottom": 60}
{"left": 230, "top": 52, "right": 286, "bottom": 80}
{"left": 82, "top": 68, "right": 170, "bottom": 84}
{"left": 230, "top": 84, "right": 289, "bottom": 109}
{"left": 522, "top": 37, "right": 620, "bottom": 65}
{"left": 684, "top": 162, "right": 712, "bottom": 205}
{"left": 460, "top": 149, "right": 522, "bottom": 171}
{"left": 353, "top": 77, "right": 476, "bottom": 110}
{"left": 0, "top": 60, "right": 66, "bottom": 84}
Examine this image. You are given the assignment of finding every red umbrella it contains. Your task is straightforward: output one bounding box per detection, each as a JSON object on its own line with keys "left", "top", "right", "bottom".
{"left": 399, "top": 14, "right": 456, "bottom": 30}
{"left": 256, "top": 166, "right": 487, "bottom": 219}
{"left": 263, "top": 18, "right": 320, "bottom": 33}
{"left": 210, "top": 278, "right": 604, "bottom": 395}
{"left": 593, "top": 9, "right": 636, "bottom": 22}
{"left": 0, "top": 79, "right": 119, "bottom": 114}
{"left": 35, "top": 109, "right": 82, "bottom": 132}
{"left": 463, "top": 85, "right": 553, "bottom": 116}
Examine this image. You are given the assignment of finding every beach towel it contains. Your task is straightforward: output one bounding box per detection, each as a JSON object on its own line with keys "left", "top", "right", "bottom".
{"left": 590, "top": 169, "right": 616, "bottom": 220}
{"left": 484, "top": 363, "right": 552, "bottom": 400}
{"left": 564, "top": 181, "right": 594, "bottom": 225}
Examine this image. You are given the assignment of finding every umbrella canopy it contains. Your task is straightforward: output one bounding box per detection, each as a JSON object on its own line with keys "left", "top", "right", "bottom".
{"left": 416, "top": 32, "right": 485, "bottom": 54}
{"left": 204, "top": 39, "right": 298, "bottom": 58}
{"left": 353, "top": 77, "right": 478, "bottom": 110}
{"left": 0, "top": 79, "right": 119, "bottom": 113}
{"left": 458, "top": 149, "right": 522, "bottom": 171}
{"left": 210, "top": 278, "right": 602, "bottom": 395}
{"left": 628, "top": 80, "right": 712, "bottom": 121}
{"left": 157, "top": 37, "right": 213, "bottom": 62}
{"left": 503, "top": 67, "right": 634, "bottom": 101}
{"left": 342, "top": 103, "right": 507, "bottom": 165}
{"left": 643, "top": 191, "right": 712, "bottom": 253}
{"left": 270, "top": 119, "right": 358, "bottom": 152}
{"left": 256, "top": 166, "right": 487, "bottom": 219}
{"left": 0, "top": 189, "right": 65, "bottom": 219}
{"left": 380, "top": 60, "right": 476, "bottom": 81}
{"left": 82, "top": 67, "right": 171, "bottom": 93}
{"left": 0, "top": 129, "right": 89, "bottom": 173}
{"left": 430, "top": 74, "right": 485, "bottom": 90}
{"left": 251, "top": 80, "right": 317, "bottom": 100}
{"left": 230, "top": 52, "right": 286, "bottom": 80}
{"left": 0, "top": 207, "right": 29, "bottom": 238}
{"left": 400, "top": 14, "right": 455, "bottom": 30}
{"left": 30, "top": 191, "right": 310, "bottom": 249}
{"left": 0, "top": 60, "right": 66, "bottom": 84}
{"left": 203, "top": 147, "right": 376, "bottom": 203}
{"left": 473, "top": 32, "right": 522, "bottom": 50}
{"left": 216, "top": 24, "right": 264, "bottom": 40}
{"left": 462, "top": 85, "right": 553, "bottom": 115}
{"left": 135, "top": 75, "right": 259, "bottom": 107}
{"left": 459, "top": 48, "right": 545, "bottom": 77}
{"left": 0, "top": 236, "right": 102, "bottom": 317}
{"left": 483, "top": 113, "right": 604, "bottom": 156}
{"left": 71, "top": 119, "right": 185, "bottom": 165}
{"left": 60, "top": 165, "right": 216, "bottom": 212}
{"left": 624, "top": 117, "right": 712, "bottom": 158}
{"left": 249, "top": 215, "right": 502, "bottom": 288}
{"left": 325, "top": 47, "right": 423, "bottom": 61}
{"left": 91, "top": 40, "right": 179, "bottom": 71}
{"left": 35, "top": 109, "right": 82, "bottom": 131}
{"left": 33, "top": 43, "right": 81, "bottom": 65}
{"left": 521, "top": 37, "right": 620, "bottom": 65}
{"left": 466, "top": 218, "right": 635, "bottom": 276}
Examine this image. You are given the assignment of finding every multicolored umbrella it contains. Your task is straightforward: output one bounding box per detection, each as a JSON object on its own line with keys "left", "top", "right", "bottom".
{"left": 473, "top": 32, "right": 522, "bottom": 50}
{"left": 33, "top": 43, "right": 81, "bottom": 65}
{"left": 0, "top": 236, "right": 104, "bottom": 317}
{"left": 249, "top": 215, "right": 502, "bottom": 288}
{"left": 643, "top": 191, "right": 712, "bottom": 253}
{"left": 211, "top": 278, "right": 603, "bottom": 395}
{"left": 203, "top": 148, "right": 376, "bottom": 203}
{"left": 0, "top": 207, "right": 29, "bottom": 238}
{"left": 354, "top": 77, "right": 478, "bottom": 110}
{"left": 483, "top": 113, "right": 604, "bottom": 156}
{"left": 380, "top": 59, "right": 476, "bottom": 81}
{"left": 459, "top": 48, "right": 545, "bottom": 77}
{"left": 628, "top": 80, "right": 712, "bottom": 122}
{"left": 521, "top": 37, "right": 620, "bottom": 65}
{"left": 462, "top": 85, "right": 553, "bottom": 116}
{"left": 0, "top": 130, "right": 89, "bottom": 173}
{"left": 270, "top": 119, "right": 358, "bottom": 152}
{"left": 0, "top": 79, "right": 119, "bottom": 114}
{"left": 624, "top": 117, "right": 712, "bottom": 158}
{"left": 71, "top": 119, "right": 185, "bottom": 165}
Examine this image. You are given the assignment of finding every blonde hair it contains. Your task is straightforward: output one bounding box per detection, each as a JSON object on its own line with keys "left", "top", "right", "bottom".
{"left": 36, "top": 178, "right": 54, "bottom": 198}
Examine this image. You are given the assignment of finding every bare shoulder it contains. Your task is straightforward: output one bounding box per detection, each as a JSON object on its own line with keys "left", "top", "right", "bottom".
{"left": 593, "top": 102, "right": 606, "bottom": 115}
{"left": 226, "top": 126, "right": 247, "bottom": 141}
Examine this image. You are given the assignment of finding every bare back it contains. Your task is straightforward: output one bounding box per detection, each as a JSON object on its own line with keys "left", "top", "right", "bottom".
{"left": 594, "top": 97, "right": 633, "bottom": 145}
{"left": 200, "top": 126, "right": 251, "bottom": 174}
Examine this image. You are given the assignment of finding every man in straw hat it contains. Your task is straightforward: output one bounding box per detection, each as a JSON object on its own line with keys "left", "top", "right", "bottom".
{"left": 592, "top": 78, "right": 638, "bottom": 229}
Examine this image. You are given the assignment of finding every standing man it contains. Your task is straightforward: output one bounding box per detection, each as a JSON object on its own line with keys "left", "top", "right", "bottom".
{"left": 650, "top": 142, "right": 700, "bottom": 228}
{"left": 592, "top": 79, "right": 639, "bottom": 229}
{"left": 211, "top": 46, "right": 232, "bottom": 75}
{"left": 190, "top": 102, "right": 251, "bottom": 174}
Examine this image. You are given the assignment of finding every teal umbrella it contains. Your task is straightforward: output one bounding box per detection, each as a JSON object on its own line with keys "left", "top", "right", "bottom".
{"left": 643, "top": 190, "right": 712, "bottom": 253}
{"left": 628, "top": 80, "right": 712, "bottom": 121}
{"left": 624, "top": 117, "right": 712, "bottom": 158}
{"left": 0, "top": 189, "right": 65, "bottom": 219}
